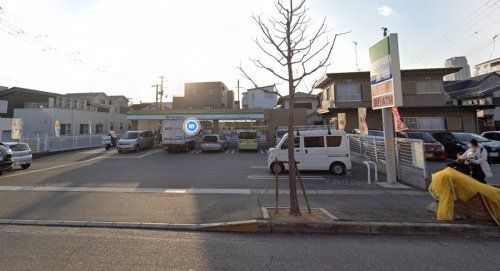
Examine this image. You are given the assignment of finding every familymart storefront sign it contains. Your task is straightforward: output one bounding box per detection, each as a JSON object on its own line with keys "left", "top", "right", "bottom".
{"left": 369, "top": 34, "right": 403, "bottom": 109}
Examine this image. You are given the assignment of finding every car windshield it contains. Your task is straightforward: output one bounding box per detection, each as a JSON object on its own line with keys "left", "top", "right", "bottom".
{"left": 121, "top": 132, "right": 140, "bottom": 139}
{"left": 406, "top": 132, "right": 436, "bottom": 143}
{"left": 8, "top": 143, "right": 30, "bottom": 151}
{"left": 276, "top": 130, "right": 288, "bottom": 139}
{"left": 454, "top": 133, "right": 490, "bottom": 143}
{"left": 203, "top": 136, "right": 219, "bottom": 142}
{"left": 239, "top": 132, "right": 257, "bottom": 139}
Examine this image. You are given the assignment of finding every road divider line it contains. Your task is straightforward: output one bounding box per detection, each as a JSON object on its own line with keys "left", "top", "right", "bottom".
{"left": 0, "top": 186, "right": 426, "bottom": 196}
{"left": 250, "top": 165, "right": 268, "bottom": 169}
{"left": 137, "top": 149, "right": 163, "bottom": 158}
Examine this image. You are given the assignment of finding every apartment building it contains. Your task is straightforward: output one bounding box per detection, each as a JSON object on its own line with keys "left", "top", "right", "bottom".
{"left": 474, "top": 57, "right": 500, "bottom": 76}
{"left": 314, "top": 68, "right": 482, "bottom": 133}
{"left": 173, "top": 82, "right": 234, "bottom": 110}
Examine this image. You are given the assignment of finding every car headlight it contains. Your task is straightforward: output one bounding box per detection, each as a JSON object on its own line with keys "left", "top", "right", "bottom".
{"left": 7, "top": 149, "right": 12, "bottom": 155}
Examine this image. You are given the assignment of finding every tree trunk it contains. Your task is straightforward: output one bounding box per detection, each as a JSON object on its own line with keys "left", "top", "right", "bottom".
{"left": 287, "top": 83, "right": 300, "bottom": 216}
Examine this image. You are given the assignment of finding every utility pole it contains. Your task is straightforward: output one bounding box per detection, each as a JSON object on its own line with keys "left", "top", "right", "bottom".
{"left": 159, "top": 75, "right": 166, "bottom": 110}
{"left": 353, "top": 41, "right": 359, "bottom": 71}
{"left": 152, "top": 84, "right": 159, "bottom": 107}
{"left": 235, "top": 79, "right": 243, "bottom": 109}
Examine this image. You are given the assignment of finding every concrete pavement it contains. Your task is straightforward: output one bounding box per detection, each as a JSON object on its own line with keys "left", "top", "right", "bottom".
{"left": 0, "top": 225, "right": 498, "bottom": 271}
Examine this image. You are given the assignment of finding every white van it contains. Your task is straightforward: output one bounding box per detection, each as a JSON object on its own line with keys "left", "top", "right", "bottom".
{"left": 267, "top": 129, "right": 351, "bottom": 175}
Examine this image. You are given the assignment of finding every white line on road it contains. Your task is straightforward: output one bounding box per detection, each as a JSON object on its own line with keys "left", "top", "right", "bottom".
{"left": 247, "top": 175, "right": 325, "bottom": 180}
{"left": 259, "top": 149, "right": 264, "bottom": 154}
{"left": 225, "top": 149, "right": 231, "bottom": 154}
{"left": 0, "top": 186, "right": 426, "bottom": 196}
{"left": 231, "top": 149, "right": 235, "bottom": 154}
{"left": 250, "top": 165, "right": 268, "bottom": 169}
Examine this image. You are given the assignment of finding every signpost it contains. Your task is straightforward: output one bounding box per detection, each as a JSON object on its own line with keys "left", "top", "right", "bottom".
{"left": 369, "top": 33, "right": 402, "bottom": 184}
{"left": 183, "top": 117, "right": 201, "bottom": 136}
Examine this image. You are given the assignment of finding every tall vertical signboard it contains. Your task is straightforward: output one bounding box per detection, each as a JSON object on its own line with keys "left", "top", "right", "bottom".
{"left": 358, "top": 108, "right": 368, "bottom": 135}
{"left": 337, "top": 113, "right": 346, "bottom": 131}
{"left": 369, "top": 33, "right": 403, "bottom": 184}
{"left": 55, "top": 120, "right": 61, "bottom": 137}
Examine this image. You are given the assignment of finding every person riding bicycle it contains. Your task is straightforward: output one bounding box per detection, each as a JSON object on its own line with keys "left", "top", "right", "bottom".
{"left": 457, "top": 139, "right": 493, "bottom": 184}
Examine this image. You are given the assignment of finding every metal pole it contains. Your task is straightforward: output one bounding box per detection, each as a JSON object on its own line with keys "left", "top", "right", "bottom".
{"left": 274, "top": 158, "right": 279, "bottom": 213}
{"left": 295, "top": 162, "right": 311, "bottom": 213}
{"left": 382, "top": 108, "right": 397, "bottom": 184}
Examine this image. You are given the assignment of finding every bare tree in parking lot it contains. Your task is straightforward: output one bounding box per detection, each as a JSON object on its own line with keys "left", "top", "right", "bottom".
{"left": 239, "top": 0, "right": 349, "bottom": 216}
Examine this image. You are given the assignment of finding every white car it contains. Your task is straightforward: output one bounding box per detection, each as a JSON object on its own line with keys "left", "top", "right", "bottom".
{"left": 481, "top": 131, "right": 500, "bottom": 142}
{"left": 268, "top": 128, "right": 351, "bottom": 175}
{"left": 200, "top": 134, "right": 228, "bottom": 152}
{"left": 3, "top": 142, "right": 32, "bottom": 169}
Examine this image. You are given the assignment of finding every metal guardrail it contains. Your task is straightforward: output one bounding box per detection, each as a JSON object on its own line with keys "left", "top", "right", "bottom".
{"left": 349, "top": 134, "right": 428, "bottom": 188}
{"left": 20, "top": 135, "right": 103, "bottom": 153}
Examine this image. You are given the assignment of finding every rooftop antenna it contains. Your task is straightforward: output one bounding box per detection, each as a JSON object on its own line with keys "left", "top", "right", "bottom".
{"left": 381, "top": 27, "right": 388, "bottom": 37}
{"left": 353, "top": 41, "right": 360, "bottom": 71}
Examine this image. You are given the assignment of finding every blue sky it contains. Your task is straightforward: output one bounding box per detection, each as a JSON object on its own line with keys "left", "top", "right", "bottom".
{"left": 0, "top": 0, "right": 498, "bottom": 102}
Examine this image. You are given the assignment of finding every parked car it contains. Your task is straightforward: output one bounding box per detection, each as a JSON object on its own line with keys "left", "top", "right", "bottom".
{"left": 200, "top": 134, "right": 228, "bottom": 152}
{"left": 0, "top": 143, "right": 13, "bottom": 173}
{"left": 481, "top": 131, "right": 500, "bottom": 142}
{"left": 400, "top": 131, "right": 447, "bottom": 160}
{"left": 433, "top": 132, "right": 500, "bottom": 162}
{"left": 117, "top": 130, "right": 155, "bottom": 153}
{"left": 238, "top": 131, "right": 258, "bottom": 152}
{"left": 268, "top": 128, "right": 351, "bottom": 175}
{"left": 2, "top": 142, "right": 32, "bottom": 169}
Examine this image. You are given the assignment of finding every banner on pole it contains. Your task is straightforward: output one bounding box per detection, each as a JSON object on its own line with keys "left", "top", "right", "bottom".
{"left": 392, "top": 107, "right": 408, "bottom": 132}
{"left": 358, "top": 108, "right": 368, "bottom": 135}
{"left": 337, "top": 113, "right": 346, "bottom": 131}
{"left": 11, "top": 118, "right": 23, "bottom": 140}
{"left": 55, "top": 120, "right": 61, "bottom": 137}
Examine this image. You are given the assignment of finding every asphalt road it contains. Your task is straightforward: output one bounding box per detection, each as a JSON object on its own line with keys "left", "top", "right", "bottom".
{"left": 0, "top": 225, "right": 498, "bottom": 271}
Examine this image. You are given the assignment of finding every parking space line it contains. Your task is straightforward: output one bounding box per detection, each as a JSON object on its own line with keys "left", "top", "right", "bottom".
{"left": 137, "top": 149, "right": 162, "bottom": 158}
{"left": 225, "top": 149, "right": 231, "bottom": 154}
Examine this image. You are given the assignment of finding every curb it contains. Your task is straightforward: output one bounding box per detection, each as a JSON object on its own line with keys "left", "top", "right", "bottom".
{"left": 0, "top": 218, "right": 498, "bottom": 237}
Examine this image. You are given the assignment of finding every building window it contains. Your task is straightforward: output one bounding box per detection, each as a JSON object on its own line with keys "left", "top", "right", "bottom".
{"left": 294, "top": 103, "right": 312, "bottom": 109}
{"left": 120, "top": 123, "right": 123, "bottom": 130}
{"left": 110, "top": 122, "right": 114, "bottom": 130}
{"left": 209, "top": 89, "right": 214, "bottom": 96}
{"left": 186, "top": 106, "right": 194, "bottom": 110}
{"left": 203, "top": 105, "right": 214, "bottom": 110}
{"left": 336, "top": 84, "right": 362, "bottom": 101}
{"left": 402, "top": 117, "right": 445, "bottom": 130}
{"left": 60, "top": 124, "right": 71, "bottom": 136}
{"left": 95, "top": 124, "right": 104, "bottom": 134}
{"left": 265, "top": 92, "right": 274, "bottom": 98}
{"left": 79, "top": 124, "right": 89, "bottom": 135}
{"left": 416, "top": 81, "right": 443, "bottom": 94}
{"left": 251, "top": 93, "right": 256, "bottom": 100}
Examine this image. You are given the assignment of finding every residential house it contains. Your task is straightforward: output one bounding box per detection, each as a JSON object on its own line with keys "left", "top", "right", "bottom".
{"left": 314, "top": 68, "right": 482, "bottom": 133}
{"left": 474, "top": 57, "right": 500, "bottom": 76}
{"left": 445, "top": 71, "right": 500, "bottom": 131}
{"left": 173, "top": 82, "right": 234, "bottom": 110}
{"left": 241, "top": 85, "right": 278, "bottom": 109}
{"left": 277, "top": 92, "right": 321, "bottom": 124}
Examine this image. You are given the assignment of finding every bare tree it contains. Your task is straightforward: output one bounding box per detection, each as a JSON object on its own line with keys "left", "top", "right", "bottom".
{"left": 239, "top": 0, "right": 349, "bottom": 216}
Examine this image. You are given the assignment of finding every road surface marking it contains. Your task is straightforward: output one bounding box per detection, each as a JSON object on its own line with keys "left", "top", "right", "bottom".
{"left": 137, "top": 149, "right": 162, "bottom": 158}
{"left": 247, "top": 175, "right": 325, "bottom": 180}
{"left": 231, "top": 149, "right": 235, "bottom": 154}
{"left": 191, "top": 150, "right": 202, "bottom": 154}
{"left": 225, "top": 149, "right": 231, "bottom": 154}
{"left": 0, "top": 156, "right": 103, "bottom": 179}
{"left": 259, "top": 149, "right": 264, "bottom": 154}
{"left": 0, "top": 186, "right": 426, "bottom": 195}
{"left": 250, "top": 165, "right": 268, "bottom": 169}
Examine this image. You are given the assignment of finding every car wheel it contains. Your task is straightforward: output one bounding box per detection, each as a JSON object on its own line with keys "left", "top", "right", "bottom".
{"left": 270, "top": 162, "right": 285, "bottom": 175}
{"left": 330, "top": 162, "right": 346, "bottom": 175}
{"left": 21, "top": 163, "right": 31, "bottom": 170}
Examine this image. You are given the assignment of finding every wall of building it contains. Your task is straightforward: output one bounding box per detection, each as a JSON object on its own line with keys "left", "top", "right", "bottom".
{"left": 243, "top": 87, "right": 278, "bottom": 109}
{"left": 444, "top": 57, "right": 471, "bottom": 81}
{"left": 14, "top": 108, "right": 129, "bottom": 138}
{"left": 174, "top": 82, "right": 232, "bottom": 110}
{"left": 0, "top": 91, "right": 58, "bottom": 118}
{"left": 265, "top": 108, "right": 308, "bottom": 146}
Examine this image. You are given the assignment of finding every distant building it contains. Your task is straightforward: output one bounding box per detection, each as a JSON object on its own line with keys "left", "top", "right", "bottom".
{"left": 474, "top": 57, "right": 500, "bottom": 76}
{"left": 0, "top": 87, "right": 130, "bottom": 138}
{"left": 241, "top": 85, "right": 278, "bottom": 109}
{"left": 444, "top": 57, "right": 471, "bottom": 81}
{"left": 277, "top": 92, "right": 320, "bottom": 125}
{"left": 173, "top": 82, "right": 234, "bottom": 110}
{"left": 445, "top": 71, "right": 500, "bottom": 131}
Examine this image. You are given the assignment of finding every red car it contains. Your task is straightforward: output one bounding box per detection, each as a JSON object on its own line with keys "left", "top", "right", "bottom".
{"left": 400, "top": 131, "right": 447, "bottom": 160}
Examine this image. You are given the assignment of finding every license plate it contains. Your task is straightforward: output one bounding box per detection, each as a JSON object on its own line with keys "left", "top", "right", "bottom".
{"left": 425, "top": 153, "right": 434, "bottom": 158}
{"left": 490, "top": 152, "right": 499, "bottom": 157}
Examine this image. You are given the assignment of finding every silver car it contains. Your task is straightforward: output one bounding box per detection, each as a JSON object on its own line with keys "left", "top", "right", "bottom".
{"left": 200, "top": 134, "right": 228, "bottom": 152}
{"left": 117, "top": 130, "right": 155, "bottom": 153}
{"left": 3, "top": 142, "right": 32, "bottom": 169}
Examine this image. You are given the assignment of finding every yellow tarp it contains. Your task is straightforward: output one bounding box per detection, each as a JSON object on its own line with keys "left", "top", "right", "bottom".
{"left": 429, "top": 167, "right": 500, "bottom": 225}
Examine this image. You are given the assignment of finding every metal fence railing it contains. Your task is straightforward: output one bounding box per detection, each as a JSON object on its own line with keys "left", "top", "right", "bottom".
{"left": 349, "top": 134, "right": 428, "bottom": 188}
{"left": 20, "top": 135, "right": 103, "bottom": 154}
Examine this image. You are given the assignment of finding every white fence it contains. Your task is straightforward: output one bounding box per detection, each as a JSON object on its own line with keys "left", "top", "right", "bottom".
{"left": 21, "top": 135, "right": 103, "bottom": 154}
{"left": 349, "top": 134, "right": 428, "bottom": 189}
